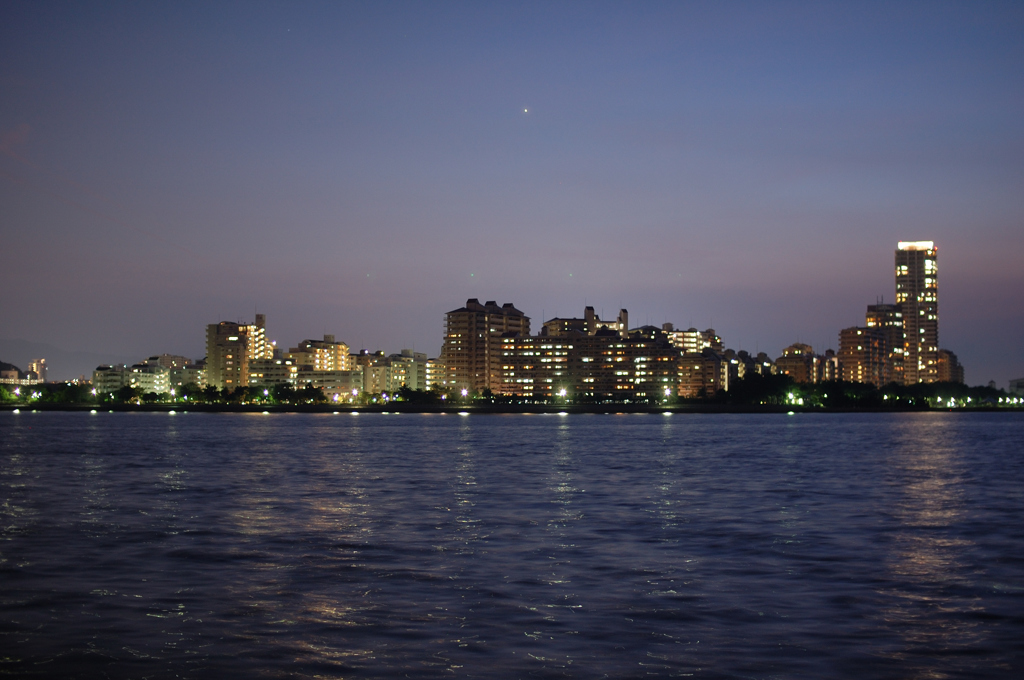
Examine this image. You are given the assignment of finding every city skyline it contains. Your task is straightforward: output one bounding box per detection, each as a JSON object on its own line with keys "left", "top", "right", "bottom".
{"left": 2, "top": 2, "right": 1023, "bottom": 384}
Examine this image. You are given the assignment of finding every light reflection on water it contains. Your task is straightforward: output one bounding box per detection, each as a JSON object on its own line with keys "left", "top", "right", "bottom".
{"left": 879, "top": 414, "right": 986, "bottom": 676}
{"left": 0, "top": 411, "right": 1022, "bottom": 679}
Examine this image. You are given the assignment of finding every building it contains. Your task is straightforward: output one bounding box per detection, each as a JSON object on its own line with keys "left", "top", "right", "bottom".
{"left": 128, "top": 363, "right": 169, "bottom": 394}
{"left": 92, "top": 365, "right": 128, "bottom": 395}
{"left": 775, "top": 343, "right": 819, "bottom": 384}
{"left": 297, "top": 370, "right": 363, "bottom": 400}
{"left": 286, "top": 335, "right": 351, "bottom": 372}
{"left": 936, "top": 349, "right": 964, "bottom": 384}
{"left": 727, "top": 350, "right": 776, "bottom": 380}
{"left": 169, "top": 360, "right": 206, "bottom": 389}
{"left": 347, "top": 350, "right": 390, "bottom": 394}
{"left": 820, "top": 349, "right": 840, "bottom": 382}
{"left": 499, "top": 326, "right": 678, "bottom": 401}
{"left": 1, "top": 361, "right": 43, "bottom": 386}
{"left": 386, "top": 350, "right": 428, "bottom": 391}
{"left": 839, "top": 327, "right": 888, "bottom": 386}
{"left": 1009, "top": 378, "right": 1024, "bottom": 395}
{"left": 440, "top": 299, "right": 530, "bottom": 393}
{"left": 541, "top": 306, "right": 628, "bottom": 338}
{"left": 249, "top": 357, "right": 298, "bottom": 386}
{"left": 896, "top": 241, "right": 939, "bottom": 384}
{"left": 678, "top": 348, "right": 728, "bottom": 398}
{"left": 865, "top": 302, "right": 903, "bottom": 384}
{"left": 205, "top": 314, "right": 273, "bottom": 390}
{"left": 144, "top": 354, "right": 192, "bottom": 370}
{"left": 92, "top": 363, "right": 169, "bottom": 395}
{"left": 425, "top": 358, "right": 446, "bottom": 390}
{"left": 666, "top": 327, "right": 723, "bottom": 354}
{"left": 26, "top": 358, "right": 47, "bottom": 382}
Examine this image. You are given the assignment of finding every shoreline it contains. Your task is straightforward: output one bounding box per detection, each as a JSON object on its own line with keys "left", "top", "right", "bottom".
{"left": 2, "top": 403, "right": 1020, "bottom": 414}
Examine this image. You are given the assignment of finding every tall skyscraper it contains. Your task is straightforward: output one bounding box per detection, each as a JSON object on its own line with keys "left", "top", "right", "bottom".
{"left": 895, "top": 241, "right": 938, "bottom": 384}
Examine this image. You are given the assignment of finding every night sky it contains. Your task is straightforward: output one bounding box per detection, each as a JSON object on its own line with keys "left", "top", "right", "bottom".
{"left": 2, "top": 1, "right": 1022, "bottom": 385}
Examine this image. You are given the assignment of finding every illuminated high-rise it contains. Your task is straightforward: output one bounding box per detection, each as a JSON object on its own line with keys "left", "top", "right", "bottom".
{"left": 440, "top": 299, "right": 530, "bottom": 393}
{"left": 205, "top": 313, "right": 273, "bottom": 390}
{"left": 865, "top": 302, "right": 903, "bottom": 385}
{"left": 895, "top": 241, "right": 938, "bottom": 384}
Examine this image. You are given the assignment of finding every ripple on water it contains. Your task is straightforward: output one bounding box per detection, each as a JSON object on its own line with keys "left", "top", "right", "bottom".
{"left": 0, "top": 411, "right": 1022, "bottom": 678}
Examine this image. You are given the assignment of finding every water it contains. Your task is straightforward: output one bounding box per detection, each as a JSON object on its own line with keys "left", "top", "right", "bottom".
{"left": 1, "top": 411, "right": 1022, "bottom": 679}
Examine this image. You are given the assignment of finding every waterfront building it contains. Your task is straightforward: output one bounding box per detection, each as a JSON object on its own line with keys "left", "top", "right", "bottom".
{"left": 936, "top": 349, "right": 965, "bottom": 384}
{"left": 26, "top": 358, "right": 47, "bottom": 382}
{"left": 678, "top": 348, "right": 728, "bottom": 398}
{"left": 92, "top": 365, "right": 128, "bottom": 395}
{"left": 839, "top": 327, "right": 888, "bottom": 386}
{"left": 92, "top": 363, "right": 169, "bottom": 395}
{"left": 896, "top": 241, "right": 939, "bottom": 384}
{"left": 144, "top": 354, "right": 192, "bottom": 370}
{"left": 363, "top": 365, "right": 389, "bottom": 394}
{"left": 128, "top": 364, "right": 169, "bottom": 394}
{"left": 386, "top": 350, "right": 428, "bottom": 391}
{"left": 205, "top": 314, "right": 273, "bottom": 390}
{"left": 169, "top": 361, "right": 206, "bottom": 389}
{"left": 820, "top": 349, "right": 840, "bottom": 382}
{"left": 666, "top": 327, "right": 723, "bottom": 354}
{"left": 499, "top": 325, "right": 678, "bottom": 401}
{"left": 727, "top": 350, "right": 776, "bottom": 380}
{"left": 286, "top": 335, "right": 351, "bottom": 372}
{"left": 865, "top": 302, "right": 904, "bottom": 384}
{"left": 425, "top": 358, "right": 446, "bottom": 390}
{"left": 249, "top": 358, "right": 298, "bottom": 386}
{"left": 440, "top": 299, "right": 530, "bottom": 393}
{"left": 775, "top": 343, "right": 820, "bottom": 384}
{"left": 297, "top": 370, "right": 363, "bottom": 400}
{"left": 541, "top": 306, "right": 628, "bottom": 338}
{"left": 1010, "top": 377, "right": 1024, "bottom": 395}
{"left": 0, "top": 361, "right": 44, "bottom": 386}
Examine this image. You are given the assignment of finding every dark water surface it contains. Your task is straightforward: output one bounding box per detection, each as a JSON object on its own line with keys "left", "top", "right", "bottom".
{"left": 1, "top": 411, "right": 1022, "bottom": 679}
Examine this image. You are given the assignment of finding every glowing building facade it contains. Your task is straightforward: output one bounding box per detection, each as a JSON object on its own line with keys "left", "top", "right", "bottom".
{"left": 896, "top": 241, "right": 938, "bottom": 384}
{"left": 205, "top": 314, "right": 273, "bottom": 390}
{"left": 839, "top": 327, "right": 888, "bottom": 386}
{"left": 865, "top": 302, "right": 904, "bottom": 385}
{"left": 286, "top": 335, "right": 351, "bottom": 372}
{"left": 440, "top": 299, "right": 530, "bottom": 393}
{"left": 499, "top": 327, "right": 678, "bottom": 401}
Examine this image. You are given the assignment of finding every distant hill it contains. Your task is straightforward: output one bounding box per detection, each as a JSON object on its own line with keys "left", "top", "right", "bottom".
{"left": 0, "top": 360, "right": 24, "bottom": 378}
{"left": 0, "top": 338, "right": 128, "bottom": 382}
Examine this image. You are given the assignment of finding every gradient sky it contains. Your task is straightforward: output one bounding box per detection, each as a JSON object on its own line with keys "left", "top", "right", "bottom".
{"left": 2, "top": 1, "right": 1023, "bottom": 384}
